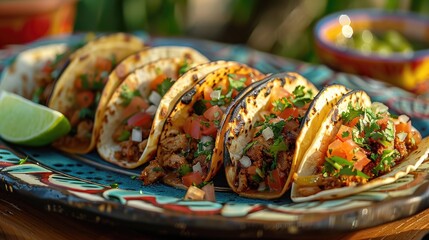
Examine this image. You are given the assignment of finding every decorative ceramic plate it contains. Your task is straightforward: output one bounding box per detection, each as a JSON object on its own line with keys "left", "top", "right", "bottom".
{"left": 1, "top": 33, "right": 429, "bottom": 239}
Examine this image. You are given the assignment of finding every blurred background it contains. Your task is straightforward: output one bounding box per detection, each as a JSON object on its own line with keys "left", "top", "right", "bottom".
{"left": 2, "top": 0, "right": 429, "bottom": 63}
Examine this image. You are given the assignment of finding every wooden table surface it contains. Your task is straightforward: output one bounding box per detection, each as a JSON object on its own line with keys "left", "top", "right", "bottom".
{"left": 1, "top": 191, "right": 429, "bottom": 240}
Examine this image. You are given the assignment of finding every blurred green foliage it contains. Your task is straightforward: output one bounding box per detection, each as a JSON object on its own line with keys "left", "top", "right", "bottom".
{"left": 73, "top": 0, "right": 429, "bottom": 63}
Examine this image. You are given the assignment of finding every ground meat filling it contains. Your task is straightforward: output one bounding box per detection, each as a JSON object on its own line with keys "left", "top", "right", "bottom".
{"left": 235, "top": 118, "right": 299, "bottom": 193}
{"left": 113, "top": 125, "right": 150, "bottom": 163}
{"left": 142, "top": 132, "right": 210, "bottom": 185}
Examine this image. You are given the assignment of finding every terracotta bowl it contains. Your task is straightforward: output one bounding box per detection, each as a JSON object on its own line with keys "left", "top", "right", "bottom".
{"left": 314, "top": 9, "right": 429, "bottom": 93}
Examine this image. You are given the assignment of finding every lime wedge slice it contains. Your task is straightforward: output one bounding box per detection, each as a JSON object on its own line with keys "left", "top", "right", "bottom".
{"left": 0, "top": 91, "right": 71, "bottom": 146}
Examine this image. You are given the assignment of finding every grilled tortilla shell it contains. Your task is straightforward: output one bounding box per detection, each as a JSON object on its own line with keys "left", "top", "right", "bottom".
{"left": 144, "top": 64, "right": 265, "bottom": 188}
{"left": 97, "top": 58, "right": 217, "bottom": 168}
{"left": 291, "top": 90, "right": 429, "bottom": 202}
{"left": 0, "top": 44, "right": 68, "bottom": 101}
{"left": 48, "top": 36, "right": 145, "bottom": 154}
{"left": 223, "top": 72, "right": 337, "bottom": 199}
{"left": 93, "top": 46, "right": 210, "bottom": 146}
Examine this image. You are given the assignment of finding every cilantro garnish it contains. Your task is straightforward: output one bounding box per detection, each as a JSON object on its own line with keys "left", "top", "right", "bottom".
{"left": 178, "top": 164, "right": 192, "bottom": 176}
{"left": 18, "top": 156, "right": 28, "bottom": 165}
{"left": 323, "top": 156, "right": 369, "bottom": 179}
{"left": 116, "top": 130, "right": 131, "bottom": 142}
{"left": 194, "top": 140, "right": 213, "bottom": 161}
{"left": 268, "top": 138, "right": 288, "bottom": 170}
{"left": 179, "top": 60, "right": 190, "bottom": 76}
{"left": 156, "top": 77, "right": 174, "bottom": 97}
{"left": 272, "top": 85, "right": 313, "bottom": 112}
{"left": 228, "top": 74, "right": 247, "bottom": 91}
{"left": 243, "top": 141, "right": 258, "bottom": 155}
{"left": 210, "top": 87, "right": 233, "bottom": 106}
{"left": 119, "top": 85, "right": 141, "bottom": 106}
{"left": 255, "top": 119, "right": 286, "bottom": 139}
{"left": 110, "top": 183, "right": 119, "bottom": 188}
{"left": 372, "top": 149, "right": 399, "bottom": 176}
{"left": 342, "top": 131, "right": 350, "bottom": 138}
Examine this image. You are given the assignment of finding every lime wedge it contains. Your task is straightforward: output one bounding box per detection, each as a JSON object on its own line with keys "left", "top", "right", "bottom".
{"left": 0, "top": 91, "right": 71, "bottom": 146}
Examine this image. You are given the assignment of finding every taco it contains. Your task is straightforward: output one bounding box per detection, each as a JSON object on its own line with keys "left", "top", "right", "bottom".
{"left": 0, "top": 43, "right": 68, "bottom": 104}
{"left": 48, "top": 36, "right": 145, "bottom": 154}
{"left": 97, "top": 60, "right": 230, "bottom": 169}
{"left": 0, "top": 33, "right": 144, "bottom": 106}
{"left": 141, "top": 64, "right": 265, "bottom": 188}
{"left": 291, "top": 90, "right": 429, "bottom": 202}
{"left": 222, "top": 74, "right": 351, "bottom": 199}
{"left": 93, "top": 46, "right": 210, "bottom": 145}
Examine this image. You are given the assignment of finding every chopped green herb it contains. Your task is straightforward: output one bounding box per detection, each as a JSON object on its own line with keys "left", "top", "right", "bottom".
{"left": 342, "top": 131, "right": 350, "bottom": 138}
{"left": 178, "top": 164, "right": 192, "bottom": 176}
{"left": 372, "top": 149, "right": 399, "bottom": 176}
{"left": 179, "top": 60, "right": 190, "bottom": 76}
{"left": 110, "top": 183, "right": 119, "bottom": 188}
{"left": 18, "top": 156, "right": 28, "bottom": 165}
{"left": 269, "top": 138, "right": 288, "bottom": 170}
{"left": 130, "top": 175, "right": 139, "bottom": 180}
{"left": 80, "top": 74, "right": 90, "bottom": 90}
{"left": 116, "top": 130, "right": 131, "bottom": 142}
{"left": 119, "top": 85, "right": 141, "bottom": 106}
{"left": 228, "top": 74, "right": 247, "bottom": 91}
{"left": 156, "top": 77, "right": 174, "bottom": 97}
{"left": 243, "top": 141, "right": 258, "bottom": 155}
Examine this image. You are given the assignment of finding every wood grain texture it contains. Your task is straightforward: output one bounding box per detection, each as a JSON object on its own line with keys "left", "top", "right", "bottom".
{"left": 1, "top": 191, "right": 429, "bottom": 240}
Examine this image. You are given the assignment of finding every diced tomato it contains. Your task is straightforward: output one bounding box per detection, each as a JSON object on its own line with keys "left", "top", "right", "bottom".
{"left": 182, "top": 171, "right": 203, "bottom": 187}
{"left": 336, "top": 125, "right": 353, "bottom": 141}
{"left": 200, "top": 119, "right": 217, "bottom": 137}
{"left": 278, "top": 107, "right": 300, "bottom": 120}
{"left": 203, "top": 87, "right": 213, "bottom": 101}
{"left": 123, "top": 96, "right": 149, "bottom": 118}
{"left": 327, "top": 139, "right": 347, "bottom": 159}
{"left": 377, "top": 115, "right": 389, "bottom": 129}
{"left": 342, "top": 139, "right": 360, "bottom": 161}
{"left": 266, "top": 168, "right": 284, "bottom": 192}
{"left": 203, "top": 105, "right": 223, "bottom": 121}
{"left": 353, "top": 151, "right": 371, "bottom": 171}
{"left": 95, "top": 57, "right": 112, "bottom": 72}
{"left": 149, "top": 73, "right": 168, "bottom": 91}
{"left": 76, "top": 91, "right": 94, "bottom": 108}
{"left": 183, "top": 116, "right": 202, "bottom": 139}
{"left": 246, "top": 166, "right": 257, "bottom": 175}
{"left": 348, "top": 117, "right": 360, "bottom": 128}
{"left": 395, "top": 122, "right": 411, "bottom": 134}
{"left": 127, "top": 112, "right": 152, "bottom": 129}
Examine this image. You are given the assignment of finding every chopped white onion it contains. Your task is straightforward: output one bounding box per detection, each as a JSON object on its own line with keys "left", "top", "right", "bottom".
{"left": 145, "top": 105, "right": 158, "bottom": 116}
{"left": 148, "top": 91, "right": 162, "bottom": 106}
{"left": 131, "top": 128, "right": 143, "bottom": 142}
{"left": 398, "top": 114, "right": 410, "bottom": 123}
{"left": 210, "top": 90, "right": 221, "bottom": 100}
{"left": 239, "top": 155, "right": 251, "bottom": 168}
{"left": 192, "top": 162, "right": 203, "bottom": 174}
{"left": 371, "top": 102, "right": 388, "bottom": 113}
{"left": 262, "top": 127, "right": 274, "bottom": 140}
{"left": 257, "top": 182, "right": 266, "bottom": 192}
{"left": 201, "top": 136, "right": 214, "bottom": 151}
{"left": 397, "top": 132, "right": 408, "bottom": 142}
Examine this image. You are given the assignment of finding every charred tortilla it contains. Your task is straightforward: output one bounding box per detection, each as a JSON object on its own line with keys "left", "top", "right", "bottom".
{"left": 141, "top": 64, "right": 265, "bottom": 188}
{"left": 291, "top": 90, "right": 429, "bottom": 202}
